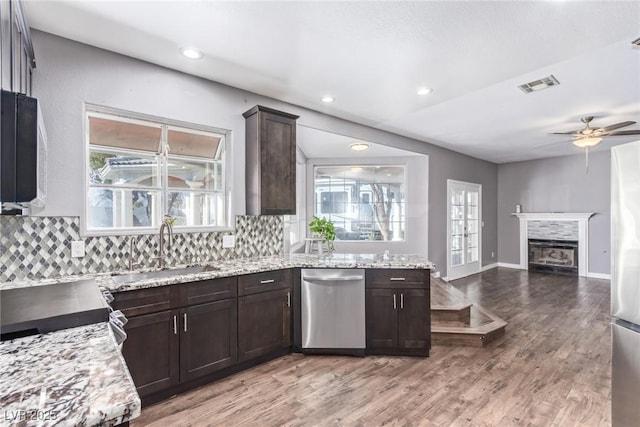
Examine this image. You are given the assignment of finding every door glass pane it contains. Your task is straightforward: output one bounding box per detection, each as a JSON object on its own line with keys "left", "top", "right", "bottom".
{"left": 467, "top": 205, "right": 478, "bottom": 220}
{"left": 451, "top": 250, "right": 463, "bottom": 266}
{"left": 451, "top": 189, "right": 464, "bottom": 206}
{"left": 467, "top": 191, "right": 478, "bottom": 206}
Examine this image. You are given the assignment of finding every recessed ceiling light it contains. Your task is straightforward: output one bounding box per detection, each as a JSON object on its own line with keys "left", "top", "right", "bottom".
{"left": 417, "top": 87, "right": 433, "bottom": 95}
{"left": 349, "top": 143, "right": 369, "bottom": 151}
{"left": 180, "top": 47, "right": 204, "bottom": 60}
{"left": 321, "top": 96, "right": 335, "bottom": 103}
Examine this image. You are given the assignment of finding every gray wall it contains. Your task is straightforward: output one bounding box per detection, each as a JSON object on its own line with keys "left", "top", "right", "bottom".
{"left": 497, "top": 151, "right": 610, "bottom": 275}
{"left": 31, "top": 31, "right": 498, "bottom": 278}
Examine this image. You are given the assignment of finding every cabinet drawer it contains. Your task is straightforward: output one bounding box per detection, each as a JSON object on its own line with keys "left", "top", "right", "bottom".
{"left": 180, "top": 277, "right": 237, "bottom": 306}
{"left": 238, "top": 269, "right": 292, "bottom": 296}
{"left": 366, "top": 269, "right": 429, "bottom": 289}
{"left": 112, "top": 285, "right": 178, "bottom": 317}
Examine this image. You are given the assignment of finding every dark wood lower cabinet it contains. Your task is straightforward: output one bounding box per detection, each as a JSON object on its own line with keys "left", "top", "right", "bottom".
{"left": 238, "top": 288, "right": 291, "bottom": 361}
{"left": 121, "top": 310, "right": 179, "bottom": 397}
{"left": 179, "top": 300, "right": 238, "bottom": 383}
{"left": 365, "top": 269, "right": 431, "bottom": 356}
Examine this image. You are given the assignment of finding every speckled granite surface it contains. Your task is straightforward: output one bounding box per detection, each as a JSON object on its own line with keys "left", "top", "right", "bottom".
{"left": 1, "top": 253, "right": 434, "bottom": 293}
{"left": 0, "top": 323, "right": 140, "bottom": 427}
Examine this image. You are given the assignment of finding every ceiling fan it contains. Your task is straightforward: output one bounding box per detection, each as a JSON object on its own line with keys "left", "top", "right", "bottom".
{"left": 550, "top": 116, "right": 640, "bottom": 172}
{"left": 551, "top": 116, "right": 640, "bottom": 148}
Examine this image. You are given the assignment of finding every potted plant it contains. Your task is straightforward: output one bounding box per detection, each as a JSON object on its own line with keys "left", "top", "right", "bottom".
{"left": 308, "top": 216, "right": 336, "bottom": 252}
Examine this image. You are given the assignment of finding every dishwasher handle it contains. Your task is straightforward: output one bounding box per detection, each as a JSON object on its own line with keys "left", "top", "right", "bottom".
{"left": 302, "top": 276, "right": 364, "bottom": 282}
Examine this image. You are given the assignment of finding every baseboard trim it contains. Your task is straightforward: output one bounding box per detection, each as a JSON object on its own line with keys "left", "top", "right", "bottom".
{"left": 497, "top": 262, "right": 526, "bottom": 270}
{"left": 481, "top": 263, "right": 498, "bottom": 272}
{"left": 586, "top": 272, "right": 611, "bottom": 280}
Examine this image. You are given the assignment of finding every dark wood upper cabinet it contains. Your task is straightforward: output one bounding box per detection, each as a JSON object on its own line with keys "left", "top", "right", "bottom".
{"left": 243, "top": 105, "right": 299, "bottom": 215}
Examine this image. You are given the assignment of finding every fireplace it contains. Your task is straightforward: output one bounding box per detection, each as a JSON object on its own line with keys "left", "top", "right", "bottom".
{"left": 528, "top": 239, "right": 578, "bottom": 276}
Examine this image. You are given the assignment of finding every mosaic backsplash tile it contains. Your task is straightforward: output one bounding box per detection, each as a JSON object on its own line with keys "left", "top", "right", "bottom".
{"left": 0, "top": 215, "right": 283, "bottom": 282}
{"left": 528, "top": 220, "right": 578, "bottom": 241}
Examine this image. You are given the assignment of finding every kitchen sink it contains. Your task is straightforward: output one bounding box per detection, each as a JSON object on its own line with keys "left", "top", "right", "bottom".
{"left": 111, "top": 266, "right": 220, "bottom": 283}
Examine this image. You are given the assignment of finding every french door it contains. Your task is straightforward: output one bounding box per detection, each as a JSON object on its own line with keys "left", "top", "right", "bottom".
{"left": 447, "top": 180, "right": 482, "bottom": 280}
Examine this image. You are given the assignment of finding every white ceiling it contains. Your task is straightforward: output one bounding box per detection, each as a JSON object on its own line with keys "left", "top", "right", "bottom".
{"left": 24, "top": 1, "right": 640, "bottom": 163}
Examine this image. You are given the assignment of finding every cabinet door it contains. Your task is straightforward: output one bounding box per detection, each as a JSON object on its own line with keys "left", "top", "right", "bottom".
{"left": 238, "top": 288, "right": 291, "bottom": 361}
{"left": 122, "top": 310, "right": 179, "bottom": 397}
{"left": 180, "top": 299, "right": 238, "bottom": 383}
{"left": 259, "top": 110, "right": 296, "bottom": 215}
{"left": 366, "top": 288, "right": 398, "bottom": 349}
{"left": 397, "top": 289, "right": 430, "bottom": 351}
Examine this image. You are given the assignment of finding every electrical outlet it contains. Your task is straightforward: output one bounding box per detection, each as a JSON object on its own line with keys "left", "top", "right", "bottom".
{"left": 433, "top": 271, "right": 441, "bottom": 278}
{"left": 491, "top": 251, "right": 495, "bottom": 258}
{"left": 71, "top": 240, "right": 85, "bottom": 257}
{"left": 222, "top": 235, "right": 235, "bottom": 248}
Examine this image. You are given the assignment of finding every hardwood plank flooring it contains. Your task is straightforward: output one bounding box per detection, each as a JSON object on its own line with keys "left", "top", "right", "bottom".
{"left": 133, "top": 268, "right": 611, "bottom": 426}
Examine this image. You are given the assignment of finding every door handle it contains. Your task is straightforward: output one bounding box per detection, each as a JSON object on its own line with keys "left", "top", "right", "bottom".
{"left": 393, "top": 294, "right": 397, "bottom": 310}
{"left": 173, "top": 315, "right": 177, "bottom": 335}
{"left": 401, "top": 293, "right": 404, "bottom": 309}
{"left": 183, "top": 313, "right": 188, "bottom": 332}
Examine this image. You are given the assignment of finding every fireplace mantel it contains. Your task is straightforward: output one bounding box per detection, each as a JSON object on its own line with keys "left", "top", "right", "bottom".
{"left": 512, "top": 212, "right": 595, "bottom": 221}
{"left": 513, "top": 212, "right": 595, "bottom": 277}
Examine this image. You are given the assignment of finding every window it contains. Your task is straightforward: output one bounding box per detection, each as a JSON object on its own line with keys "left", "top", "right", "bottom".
{"left": 313, "top": 165, "right": 406, "bottom": 241}
{"left": 86, "top": 108, "right": 228, "bottom": 233}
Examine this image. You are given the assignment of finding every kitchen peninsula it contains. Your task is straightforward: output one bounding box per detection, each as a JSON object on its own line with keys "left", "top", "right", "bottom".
{"left": 0, "top": 253, "right": 434, "bottom": 419}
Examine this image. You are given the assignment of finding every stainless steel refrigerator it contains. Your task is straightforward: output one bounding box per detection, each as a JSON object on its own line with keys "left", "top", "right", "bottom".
{"left": 611, "top": 140, "right": 640, "bottom": 426}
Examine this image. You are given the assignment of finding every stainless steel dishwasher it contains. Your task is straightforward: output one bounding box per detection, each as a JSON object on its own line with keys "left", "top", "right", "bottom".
{"left": 301, "top": 268, "right": 365, "bottom": 356}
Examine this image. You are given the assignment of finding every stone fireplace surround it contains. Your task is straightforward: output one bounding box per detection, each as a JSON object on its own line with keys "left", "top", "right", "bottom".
{"left": 512, "top": 213, "right": 595, "bottom": 277}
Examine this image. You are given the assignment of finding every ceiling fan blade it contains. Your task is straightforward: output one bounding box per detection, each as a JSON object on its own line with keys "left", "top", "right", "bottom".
{"left": 550, "top": 130, "right": 581, "bottom": 135}
{"left": 599, "top": 121, "right": 636, "bottom": 132}
{"left": 604, "top": 129, "right": 640, "bottom": 136}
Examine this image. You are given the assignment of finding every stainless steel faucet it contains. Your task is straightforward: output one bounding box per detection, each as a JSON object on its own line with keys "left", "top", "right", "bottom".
{"left": 128, "top": 236, "right": 140, "bottom": 271}
{"left": 157, "top": 220, "right": 174, "bottom": 269}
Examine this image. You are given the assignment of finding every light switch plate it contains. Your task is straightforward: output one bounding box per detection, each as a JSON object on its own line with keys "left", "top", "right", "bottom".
{"left": 222, "top": 235, "right": 235, "bottom": 248}
{"left": 71, "top": 240, "right": 85, "bottom": 257}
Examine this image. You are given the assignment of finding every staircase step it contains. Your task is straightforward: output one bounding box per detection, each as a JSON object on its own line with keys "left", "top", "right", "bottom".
{"left": 430, "top": 274, "right": 508, "bottom": 347}
{"left": 431, "top": 304, "right": 472, "bottom": 324}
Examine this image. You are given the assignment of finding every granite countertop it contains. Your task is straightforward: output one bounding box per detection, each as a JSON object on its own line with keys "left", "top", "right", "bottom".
{"left": 1, "top": 253, "right": 435, "bottom": 293}
{"left": 0, "top": 323, "right": 140, "bottom": 427}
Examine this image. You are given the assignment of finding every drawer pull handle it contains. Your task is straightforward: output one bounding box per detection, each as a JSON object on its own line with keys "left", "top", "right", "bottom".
{"left": 184, "top": 313, "right": 188, "bottom": 332}
{"left": 390, "top": 277, "right": 406, "bottom": 281}
{"left": 401, "top": 293, "right": 404, "bottom": 309}
{"left": 287, "top": 292, "right": 291, "bottom": 307}
{"left": 260, "top": 279, "right": 275, "bottom": 284}
{"left": 393, "top": 294, "right": 397, "bottom": 310}
{"left": 173, "top": 315, "right": 177, "bottom": 335}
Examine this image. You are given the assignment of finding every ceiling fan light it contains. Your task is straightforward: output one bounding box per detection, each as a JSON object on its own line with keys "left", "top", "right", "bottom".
{"left": 573, "top": 137, "right": 602, "bottom": 148}
{"left": 349, "top": 143, "right": 370, "bottom": 151}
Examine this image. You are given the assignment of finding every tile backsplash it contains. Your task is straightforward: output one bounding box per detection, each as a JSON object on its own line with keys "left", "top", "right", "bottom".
{"left": 0, "top": 215, "right": 283, "bottom": 282}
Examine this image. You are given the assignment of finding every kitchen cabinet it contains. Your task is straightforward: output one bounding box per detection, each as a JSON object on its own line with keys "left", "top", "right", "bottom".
{"left": 113, "top": 277, "right": 238, "bottom": 398}
{"left": 121, "top": 310, "right": 180, "bottom": 397}
{"left": 238, "top": 269, "right": 292, "bottom": 361}
{"left": 243, "top": 105, "right": 299, "bottom": 215}
{"left": 365, "top": 269, "right": 430, "bottom": 356}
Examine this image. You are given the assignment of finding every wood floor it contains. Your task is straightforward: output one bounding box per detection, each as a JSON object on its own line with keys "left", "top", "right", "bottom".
{"left": 133, "top": 268, "right": 612, "bottom": 426}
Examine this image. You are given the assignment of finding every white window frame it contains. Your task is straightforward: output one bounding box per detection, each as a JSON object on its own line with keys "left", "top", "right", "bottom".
{"left": 310, "top": 163, "right": 408, "bottom": 243}
{"left": 82, "top": 104, "right": 233, "bottom": 236}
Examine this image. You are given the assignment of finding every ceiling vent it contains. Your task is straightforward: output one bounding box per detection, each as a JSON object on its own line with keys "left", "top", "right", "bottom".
{"left": 632, "top": 37, "right": 640, "bottom": 46}
{"left": 518, "top": 75, "right": 560, "bottom": 94}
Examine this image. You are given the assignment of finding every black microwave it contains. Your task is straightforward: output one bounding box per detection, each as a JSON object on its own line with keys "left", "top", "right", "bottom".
{"left": 0, "top": 90, "right": 47, "bottom": 215}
